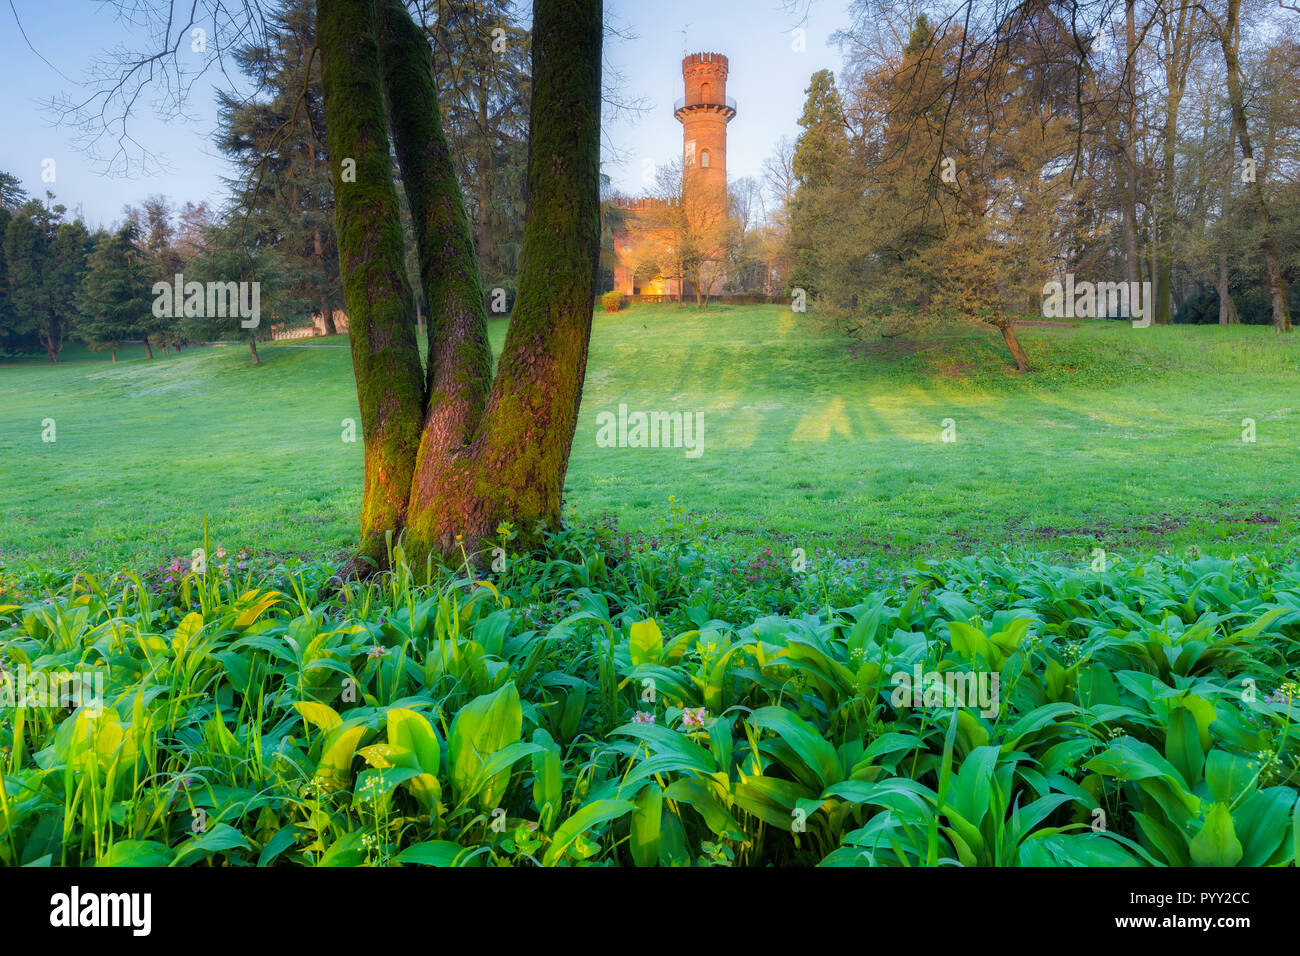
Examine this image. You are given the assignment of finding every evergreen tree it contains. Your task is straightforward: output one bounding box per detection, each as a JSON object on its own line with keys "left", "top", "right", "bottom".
{"left": 47, "top": 218, "right": 93, "bottom": 343}
{"left": 0, "top": 171, "right": 27, "bottom": 211}
{"left": 126, "top": 195, "right": 193, "bottom": 349}
{"left": 215, "top": 0, "right": 341, "bottom": 334}
{"left": 0, "top": 206, "right": 12, "bottom": 357}
{"left": 79, "top": 223, "right": 152, "bottom": 362}
{"left": 427, "top": 0, "right": 532, "bottom": 299}
{"left": 792, "top": 70, "right": 851, "bottom": 191}
{"left": 2, "top": 196, "right": 87, "bottom": 362}
{"left": 788, "top": 70, "right": 852, "bottom": 300}
{"left": 180, "top": 217, "right": 290, "bottom": 365}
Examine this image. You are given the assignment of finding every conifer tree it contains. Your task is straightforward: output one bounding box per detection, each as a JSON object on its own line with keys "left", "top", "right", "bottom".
{"left": 80, "top": 223, "right": 153, "bottom": 362}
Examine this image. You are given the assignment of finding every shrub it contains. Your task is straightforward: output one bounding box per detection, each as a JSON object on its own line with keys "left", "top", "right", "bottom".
{"left": 601, "top": 290, "right": 625, "bottom": 313}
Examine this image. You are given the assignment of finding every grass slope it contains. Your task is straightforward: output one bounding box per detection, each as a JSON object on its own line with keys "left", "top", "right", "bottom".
{"left": 1, "top": 304, "right": 1298, "bottom": 569}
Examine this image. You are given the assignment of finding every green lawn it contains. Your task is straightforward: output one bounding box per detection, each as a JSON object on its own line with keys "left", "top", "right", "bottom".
{"left": 2, "top": 304, "right": 1298, "bottom": 570}
{"left": 0, "top": 340, "right": 146, "bottom": 365}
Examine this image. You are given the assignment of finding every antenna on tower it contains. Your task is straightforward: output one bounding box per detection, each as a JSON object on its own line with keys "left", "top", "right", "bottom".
{"left": 681, "top": 24, "right": 690, "bottom": 56}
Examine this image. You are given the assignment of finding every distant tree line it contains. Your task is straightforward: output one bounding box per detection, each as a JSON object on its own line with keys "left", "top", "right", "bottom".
{"left": 0, "top": 177, "right": 285, "bottom": 363}
{"left": 0, "top": 0, "right": 532, "bottom": 362}
{"left": 777, "top": 0, "right": 1300, "bottom": 369}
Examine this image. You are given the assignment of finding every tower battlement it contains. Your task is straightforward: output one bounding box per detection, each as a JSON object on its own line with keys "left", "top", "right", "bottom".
{"left": 612, "top": 197, "right": 680, "bottom": 211}
{"left": 682, "top": 52, "right": 729, "bottom": 76}
{"left": 676, "top": 50, "right": 736, "bottom": 122}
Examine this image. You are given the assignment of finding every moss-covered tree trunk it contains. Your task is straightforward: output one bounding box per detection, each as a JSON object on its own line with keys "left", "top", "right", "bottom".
{"left": 377, "top": 0, "right": 493, "bottom": 452}
{"left": 398, "top": 0, "right": 603, "bottom": 565}
{"left": 319, "top": 0, "right": 427, "bottom": 570}
{"left": 319, "top": 0, "right": 602, "bottom": 574}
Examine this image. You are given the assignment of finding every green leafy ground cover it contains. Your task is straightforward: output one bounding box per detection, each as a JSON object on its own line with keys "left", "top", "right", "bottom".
{"left": 1, "top": 528, "right": 1296, "bottom": 866}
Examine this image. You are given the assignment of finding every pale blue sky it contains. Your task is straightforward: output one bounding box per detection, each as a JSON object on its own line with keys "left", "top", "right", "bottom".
{"left": 1, "top": 1, "right": 229, "bottom": 228}
{"left": 602, "top": 0, "right": 844, "bottom": 197}
{"left": 0, "top": 0, "right": 849, "bottom": 225}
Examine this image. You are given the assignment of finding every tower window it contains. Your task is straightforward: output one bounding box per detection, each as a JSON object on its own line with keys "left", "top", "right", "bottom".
{"left": 701, "top": 150, "right": 710, "bottom": 168}
{"left": 701, "top": 81, "right": 712, "bottom": 103}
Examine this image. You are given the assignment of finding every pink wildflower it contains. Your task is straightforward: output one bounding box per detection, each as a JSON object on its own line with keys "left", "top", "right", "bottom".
{"left": 682, "top": 707, "right": 708, "bottom": 729}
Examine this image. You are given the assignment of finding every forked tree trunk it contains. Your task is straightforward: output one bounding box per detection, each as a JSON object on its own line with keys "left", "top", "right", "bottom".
{"left": 320, "top": 0, "right": 602, "bottom": 572}
{"left": 398, "top": 0, "right": 602, "bottom": 566}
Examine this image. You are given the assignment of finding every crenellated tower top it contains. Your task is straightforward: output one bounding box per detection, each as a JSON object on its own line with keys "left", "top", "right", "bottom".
{"left": 676, "top": 52, "right": 736, "bottom": 119}
{"left": 682, "top": 52, "right": 729, "bottom": 76}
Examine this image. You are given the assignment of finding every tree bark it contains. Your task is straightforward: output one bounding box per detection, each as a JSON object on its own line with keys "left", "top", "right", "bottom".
{"left": 143, "top": 336, "right": 154, "bottom": 359}
{"left": 377, "top": 0, "right": 493, "bottom": 447}
{"left": 1155, "top": 8, "right": 1191, "bottom": 324}
{"left": 398, "top": 0, "right": 603, "bottom": 565}
{"left": 1218, "top": 0, "right": 1291, "bottom": 331}
{"left": 319, "top": 0, "right": 428, "bottom": 569}
{"left": 1000, "top": 322, "right": 1030, "bottom": 372}
{"left": 249, "top": 334, "right": 260, "bottom": 365}
{"left": 1123, "top": 0, "right": 1141, "bottom": 301}
{"left": 313, "top": 229, "right": 338, "bottom": 335}
{"left": 1218, "top": 109, "right": 1240, "bottom": 324}
{"left": 318, "top": 296, "right": 334, "bottom": 336}
{"left": 476, "top": 82, "right": 494, "bottom": 281}
{"left": 318, "top": 0, "right": 602, "bottom": 574}
{"left": 1217, "top": 257, "right": 1239, "bottom": 324}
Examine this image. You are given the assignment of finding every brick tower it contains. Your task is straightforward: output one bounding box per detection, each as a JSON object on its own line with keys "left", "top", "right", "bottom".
{"left": 675, "top": 52, "right": 735, "bottom": 208}
{"left": 608, "top": 53, "right": 736, "bottom": 298}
